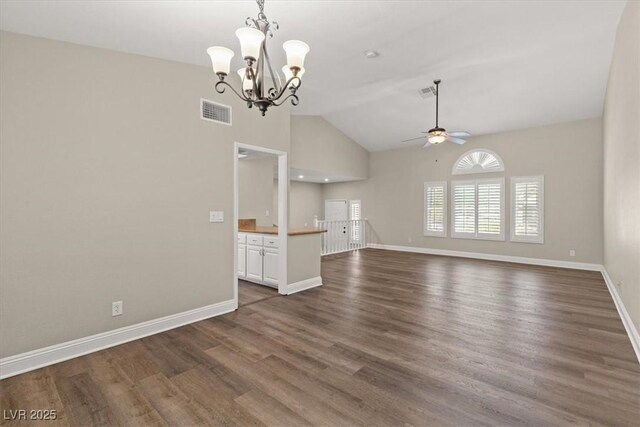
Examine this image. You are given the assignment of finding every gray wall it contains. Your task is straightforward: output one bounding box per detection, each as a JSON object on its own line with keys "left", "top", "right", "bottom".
{"left": 276, "top": 181, "right": 323, "bottom": 228}
{"left": 0, "top": 32, "right": 291, "bottom": 357}
{"left": 291, "top": 115, "right": 369, "bottom": 179}
{"left": 603, "top": 1, "right": 640, "bottom": 332}
{"left": 238, "top": 156, "right": 277, "bottom": 226}
{"left": 324, "top": 118, "right": 604, "bottom": 264}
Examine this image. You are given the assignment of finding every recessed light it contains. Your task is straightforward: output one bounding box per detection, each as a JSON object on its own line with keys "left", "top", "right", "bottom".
{"left": 364, "top": 50, "right": 379, "bottom": 59}
{"left": 238, "top": 153, "right": 248, "bottom": 158}
{"left": 298, "top": 175, "right": 304, "bottom": 179}
{"left": 324, "top": 178, "right": 330, "bottom": 182}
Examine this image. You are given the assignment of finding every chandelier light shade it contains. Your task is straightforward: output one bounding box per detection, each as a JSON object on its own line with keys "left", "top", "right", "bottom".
{"left": 207, "top": 47, "right": 234, "bottom": 76}
{"left": 235, "top": 27, "right": 265, "bottom": 61}
{"left": 237, "top": 68, "right": 254, "bottom": 92}
{"left": 282, "top": 40, "right": 310, "bottom": 70}
{"left": 207, "top": 0, "right": 310, "bottom": 116}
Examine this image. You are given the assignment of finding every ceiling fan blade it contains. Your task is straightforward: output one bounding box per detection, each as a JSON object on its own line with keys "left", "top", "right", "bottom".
{"left": 401, "top": 136, "right": 427, "bottom": 143}
{"left": 422, "top": 141, "right": 432, "bottom": 149}
{"left": 448, "top": 137, "right": 466, "bottom": 145}
{"left": 448, "top": 131, "right": 471, "bottom": 137}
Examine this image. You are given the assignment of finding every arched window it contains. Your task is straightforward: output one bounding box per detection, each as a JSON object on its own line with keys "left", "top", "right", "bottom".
{"left": 452, "top": 149, "right": 504, "bottom": 175}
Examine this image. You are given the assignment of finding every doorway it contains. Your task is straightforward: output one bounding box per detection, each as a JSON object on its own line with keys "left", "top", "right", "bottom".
{"left": 234, "top": 142, "right": 288, "bottom": 310}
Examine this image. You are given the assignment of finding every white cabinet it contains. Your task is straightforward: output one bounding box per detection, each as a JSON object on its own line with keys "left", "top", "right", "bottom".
{"left": 246, "top": 245, "right": 264, "bottom": 283}
{"left": 238, "top": 245, "right": 247, "bottom": 279}
{"left": 263, "top": 247, "right": 279, "bottom": 286}
{"left": 238, "top": 233, "right": 279, "bottom": 288}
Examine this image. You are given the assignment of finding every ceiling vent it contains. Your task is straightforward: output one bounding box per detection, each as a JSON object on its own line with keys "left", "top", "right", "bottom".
{"left": 201, "top": 98, "right": 232, "bottom": 125}
{"left": 418, "top": 85, "right": 436, "bottom": 99}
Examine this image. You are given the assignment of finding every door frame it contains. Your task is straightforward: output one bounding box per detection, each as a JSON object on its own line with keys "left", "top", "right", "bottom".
{"left": 233, "top": 142, "right": 288, "bottom": 309}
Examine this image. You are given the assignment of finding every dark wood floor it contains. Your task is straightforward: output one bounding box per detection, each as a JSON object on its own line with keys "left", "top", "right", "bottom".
{"left": 238, "top": 280, "right": 277, "bottom": 307}
{"left": 1, "top": 249, "right": 639, "bottom": 426}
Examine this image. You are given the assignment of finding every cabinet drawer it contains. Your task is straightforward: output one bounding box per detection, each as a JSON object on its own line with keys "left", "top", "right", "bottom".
{"left": 237, "top": 233, "right": 247, "bottom": 244}
{"left": 264, "top": 237, "right": 279, "bottom": 248}
{"left": 247, "top": 235, "right": 264, "bottom": 246}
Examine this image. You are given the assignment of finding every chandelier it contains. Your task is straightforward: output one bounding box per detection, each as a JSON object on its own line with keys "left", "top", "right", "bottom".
{"left": 206, "top": 0, "right": 310, "bottom": 116}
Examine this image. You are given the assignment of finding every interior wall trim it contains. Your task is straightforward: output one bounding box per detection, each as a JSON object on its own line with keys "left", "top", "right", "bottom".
{"left": 601, "top": 268, "right": 640, "bottom": 364}
{"left": 286, "top": 276, "right": 323, "bottom": 295}
{"left": 0, "top": 299, "right": 236, "bottom": 380}
{"left": 367, "top": 243, "right": 602, "bottom": 271}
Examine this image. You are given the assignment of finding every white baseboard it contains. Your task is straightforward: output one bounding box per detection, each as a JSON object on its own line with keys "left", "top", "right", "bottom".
{"left": 600, "top": 268, "right": 640, "bottom": 364}
{"left": 367, "top": 243, "right": 602, "bottom": 271}
{"left": 0, "top": 299, "right": 236, "bottom": 380}
{"left": 286, "top": 276, "right": 323, "bottom": 295}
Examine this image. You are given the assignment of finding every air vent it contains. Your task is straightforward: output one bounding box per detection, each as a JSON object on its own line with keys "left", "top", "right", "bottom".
{"left": 200, "top": 98, "right": 232, "bottom": 125}
{"left": 418, "top": 85, "right": 436, "bottom": 99}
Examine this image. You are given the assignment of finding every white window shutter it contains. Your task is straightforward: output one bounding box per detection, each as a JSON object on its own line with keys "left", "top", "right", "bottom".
{"left": 424, "top": 182, "right": 447, "bottom": 237}
{"left": 451, "top": 178, "right": 504, "bottom": 240}
{"left": 452, "top": 181, "right": 476, "bottom": 237}
{"left": 349, "top": 200, "right": 362, "bottom": 243}
{"left": 477, "top": 179, "right": 504, "bottom": 239}
{"left": 511, "top": 176, "right": 544, "bottom": 243}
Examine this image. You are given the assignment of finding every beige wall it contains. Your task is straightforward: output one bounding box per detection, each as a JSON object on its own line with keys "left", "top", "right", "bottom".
{"left": 291, "top": 115, "right": 369, "bottom": 179}
{"left": 274, "top": 181, "right": 323, "bottom": 228}
{"left": 287, "top": 233, "right": 322, "bottom": 285}
{"left": 0, "top": 32, "right": 290, "bottom": 357}
{"left": 324, "top": 118, "right": 604, "bottom": 264}
{"left": 238, "top": 156, "right": 277, "bottom": 226}
{"left": 603, "top": 1, "right": 640, "bottom": 331}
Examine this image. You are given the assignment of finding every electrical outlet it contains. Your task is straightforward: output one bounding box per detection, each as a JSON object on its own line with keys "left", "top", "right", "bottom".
{"left": 408, "top": 237, "right": 413, "bottom": 243}
{"left": 266, "top": 210, "right": 270, "bottom": 217}
{"left": 617, "top": 281, "right": 623, "bottom": 289}
{"left": 569, "top": 250, "right": 575, "bottom": 257}
{"left": 112, "top": 301, "right": 123, "bottom": 317}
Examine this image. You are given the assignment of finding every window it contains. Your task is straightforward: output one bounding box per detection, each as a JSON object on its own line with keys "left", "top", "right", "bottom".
{"left": 452, "top": 149, "right": 504, "bottom": 175}
{"left": 349, "top": 200, "right": 362, "bottom": 243}
{"left": 511, "top": 176, "right": 544, "bottom": 243}
{"left": 451, "top": 178, "right": 504, "bottom": 240}
{"left": 424, "top": 181, "right": 447, "bottom": 237}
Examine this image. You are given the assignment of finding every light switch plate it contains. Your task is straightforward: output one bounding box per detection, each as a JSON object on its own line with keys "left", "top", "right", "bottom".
{"left": 209, "top": 211, "right": 224, "bottom": 223}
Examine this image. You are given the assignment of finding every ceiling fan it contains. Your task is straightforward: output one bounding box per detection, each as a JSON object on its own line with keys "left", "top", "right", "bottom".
{"left": 402, "top": 79, "right": 471, "bottom": 148}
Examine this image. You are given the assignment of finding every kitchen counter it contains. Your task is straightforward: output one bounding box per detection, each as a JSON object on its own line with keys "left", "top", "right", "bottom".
{"left": 238, "top": 226, "right": 326, "bottom": 236}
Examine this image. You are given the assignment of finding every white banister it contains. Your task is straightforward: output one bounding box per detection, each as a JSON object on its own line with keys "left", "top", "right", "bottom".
{"left": 317, "top": 219, "right": 370, "bottom": 255}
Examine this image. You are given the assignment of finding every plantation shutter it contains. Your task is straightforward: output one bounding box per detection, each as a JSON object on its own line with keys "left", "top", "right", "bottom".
{"left": 349, "top": 200, "right": 361, "bottom": 243}
{"left": 477, "top": 180, "right": 503, "bottom": 238}
{"left": 511, "top": 176, "right": 544, "bottom": 243}
{"left": 452, "top": 178, "right": 505, "bottom": 240}
{"left": 452, "top": 181, "right": 476, "bottom": 236}
{"left": 424, "top": 182, "right": 447, "bottom": 237}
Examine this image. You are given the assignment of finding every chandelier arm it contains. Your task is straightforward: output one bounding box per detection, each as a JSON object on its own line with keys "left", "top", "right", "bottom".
{"left": 271, "top": 92, "right": 299, "bottom": 107}
{"left": 215, "top": 80, "right": 251, "bottom": 102}
{"left": 268, "top": 76, "right": 302, "bottom": 101}
{"left": 247, "top": 66, "right": 260, "bottom": 98}
{"left": 261, "top": 42, "right": 282, "bottom": 94}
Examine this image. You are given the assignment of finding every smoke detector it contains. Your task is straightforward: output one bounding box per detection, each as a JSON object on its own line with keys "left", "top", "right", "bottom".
{"left": 364, "top": 50, "right": 379, "bottom": 59}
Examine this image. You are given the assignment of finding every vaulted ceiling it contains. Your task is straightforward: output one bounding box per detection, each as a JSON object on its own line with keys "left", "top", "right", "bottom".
{"left": 0, "top": 1, "right": 626, "bottom": 151}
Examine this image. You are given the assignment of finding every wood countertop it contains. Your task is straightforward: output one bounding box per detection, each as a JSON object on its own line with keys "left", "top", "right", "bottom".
{"left": 238, "top": 226, "right": 326, "bottom": 236}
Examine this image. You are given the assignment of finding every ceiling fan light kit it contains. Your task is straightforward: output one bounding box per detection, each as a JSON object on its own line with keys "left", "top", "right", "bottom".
{"left": 206, "top": 0, "right": 309, "bottom": 116}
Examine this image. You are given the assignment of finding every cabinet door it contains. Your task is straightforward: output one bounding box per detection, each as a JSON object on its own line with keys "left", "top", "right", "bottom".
{"left": 263, "top": 247, "right": 279, "bottom": 287}
{"left": 246, "top": 245, "right": 264, "bottom": 283}
{"left": 238, "top": 245, "right": 247, "bottom": 279}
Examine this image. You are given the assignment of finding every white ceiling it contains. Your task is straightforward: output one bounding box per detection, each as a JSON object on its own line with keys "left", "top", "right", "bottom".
{"left": 0, "top": 1, "right": 626, "bottom": 151}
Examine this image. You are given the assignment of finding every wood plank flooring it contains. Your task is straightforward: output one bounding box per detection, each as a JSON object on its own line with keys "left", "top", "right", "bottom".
{"left": 1, "top": 249, "right": 639, "bottom": 426}
{"left": 238, "top": 280, "right": 277, "bottom": 307}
